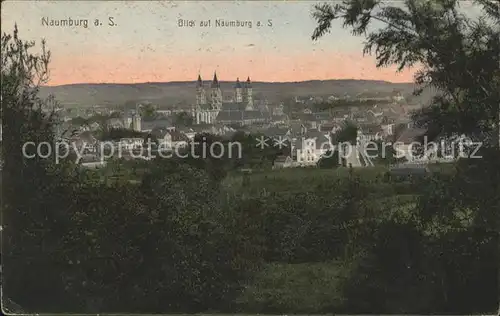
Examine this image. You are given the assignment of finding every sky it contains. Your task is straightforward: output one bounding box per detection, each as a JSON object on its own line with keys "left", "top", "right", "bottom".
{"left": 1, "top": 1, "right": 483, "bottom": 86}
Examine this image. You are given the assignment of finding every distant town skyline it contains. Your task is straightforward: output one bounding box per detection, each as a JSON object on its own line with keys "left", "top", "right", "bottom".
{"left": 1, "top": 1, "right": 483, "bottom": 86}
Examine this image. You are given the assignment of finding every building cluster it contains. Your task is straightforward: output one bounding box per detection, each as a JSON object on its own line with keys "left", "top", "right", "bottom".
{"left": 56, "top": 72, "right": 449, "bottom": 168}
{"left": 191, "top": 72, "right": 273, "bottom": 125}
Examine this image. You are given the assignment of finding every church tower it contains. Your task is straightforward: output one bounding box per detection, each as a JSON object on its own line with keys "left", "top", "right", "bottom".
{"left": 210, "top": 72, "right": 222, "bottom": 110}
{"left": 196, "top": 74, "right": 206, "bottom": 106}
{"left": 132, "top": 112, "right": 141, "bottom": 131}
{"left": 244, "top": 76, "right": 253, "bottom": 110}
{"left": 234, "top": 78, "right": 243, "bottom": 103}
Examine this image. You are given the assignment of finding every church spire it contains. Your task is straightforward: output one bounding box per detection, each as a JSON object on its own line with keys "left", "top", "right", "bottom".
{"left": 246, "top": 76, "right": 252, "bottom": 88}
{"left": 197, "top": 74, "right": 203, "bottom": 87}
{"left": 211, "top": 71, "right": 220, "bottom": 88}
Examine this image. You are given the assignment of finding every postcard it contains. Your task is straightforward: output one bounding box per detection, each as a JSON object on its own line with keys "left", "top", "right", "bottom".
{"left": 1, "top": 0, "right": 498, "bottom": 314}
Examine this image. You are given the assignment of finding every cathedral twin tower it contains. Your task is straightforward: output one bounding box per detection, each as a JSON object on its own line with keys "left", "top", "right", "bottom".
{"left": 193, "top": 72, "right": 254, "bottom": 124}
{"left": 195, "top": 72, "right": 253, "bottom": 110}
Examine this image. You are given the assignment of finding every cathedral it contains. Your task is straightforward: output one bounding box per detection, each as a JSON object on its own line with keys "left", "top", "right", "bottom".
{"left": 191, "top": 72, "right": 268, "bottom": 125}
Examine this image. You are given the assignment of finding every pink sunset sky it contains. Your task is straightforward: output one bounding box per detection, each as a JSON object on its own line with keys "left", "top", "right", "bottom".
{"left": 1, "top": 1, "right": 482, "bottom": 86}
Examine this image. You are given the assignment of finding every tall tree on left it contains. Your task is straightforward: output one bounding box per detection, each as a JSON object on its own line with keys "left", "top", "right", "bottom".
{"left": 1, "top": 25, "right": 79, "bottom": 312}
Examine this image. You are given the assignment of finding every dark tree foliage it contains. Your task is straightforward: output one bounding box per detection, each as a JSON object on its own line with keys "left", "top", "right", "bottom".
{"left": 317, "top": 149, "right": 343, "bottom": 168}
{"left": 312, "top": 0, "right": 500, "bottom": 146}
{"left": 173, "top": 111, "right": 194, "bottom": 126}
{"left": 331, "top": 120, "right": 358, "bottom": 144}
{"left": 311, "top": 1, "right": 499, "bottom": 313}
{"left": 138, "top": 103, "right": 158, "bottom": 121}
{"left": 1, "top": 26, "right": 261, "bottom": 313}
{"left": 1, "top": 25, "right": 81, "bottom": 312}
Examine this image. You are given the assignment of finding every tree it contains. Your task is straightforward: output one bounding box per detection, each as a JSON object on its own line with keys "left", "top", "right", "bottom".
{"left": 331, "top": 121, "right": 358, "bottom": 144}
{"left": 139, "top": 103, "right": 158, "bottom": 121}
{"left": 2, "top": 25, "right": 80, "bottom": 311}
{"left": 311, "top": 2, "right": 499, "bottom": 313}
{"left": 312, "top": 0, "right": 500, "bottom": 147}
{"left": 173, "top": 111, "right": 194, "bottom": 126}
{"left": 2, "top": 26, "right": 262, "bottom": 313}
{"left": 317, "top": 149, "right": 343, "bottom": 168}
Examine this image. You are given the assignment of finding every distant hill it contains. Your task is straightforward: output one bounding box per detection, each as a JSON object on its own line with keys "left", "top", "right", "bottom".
{"left": 38, "top": 79, "right": 436, "bottom": 109}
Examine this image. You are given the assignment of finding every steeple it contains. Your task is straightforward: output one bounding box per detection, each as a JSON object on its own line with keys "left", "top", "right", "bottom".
{"left": 197, "top": 74, "right": 203, "bottom": 88}
{"left": 243, "top": 76, "right": 253, "bottom": 109}
{"left": 209, "top": 71, "right": 222, "bottom": 110}
{"left": 234, "top": 77, "right": 243, "bottom": 103}
{"left": 196, "top": 73, "right": 206, "bottom": 106}
{"left": 211, "top": 71, "right": 220, "bottom": 88}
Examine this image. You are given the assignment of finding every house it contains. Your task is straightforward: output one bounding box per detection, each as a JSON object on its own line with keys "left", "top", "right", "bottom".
{"left": 152, "top": 128, "right": 190, "bottom": 149}
{"left": 107, "top": 118, "right": 125, "bottom": 129}
{"left": 294, "top": 130, "right": 333, "bottom": 166}
{"left": 289, "top": 121, "right": 309, "bottom": 137}
{"left": 305, "top": 119, "right": 322, "bottom": 130}
{"left": 256, "top": 100, "right": 270, "bottom": 112}
{"left": 81, "top": 160, "right": 107, "bottom": 169}
{"left": 352, "top": 112, "right": 368, "bottom": 123}
{"left": 304, "top": 128, "right": 331, "bottom": 142}
{"left": 327, "top": 95, "right": 339, "bottom": 102}
{"left": 263, "top": 126, "right": 291, "bottom": 139}
{"left": 190, "top": 124, "right": 214, "bottom": 135}
{"left": 358, "top": 125, "right": 384, "bottom": 141}
{"left": 80, "top": 153, "right": 101, "bottom": 163}
{"left": 216, "top": 110, "right": 271, "bottom": 126}
{"left": 271, "top": 103, "right": 285, "bottom": 116}
{"left": 156, "top": 109, "right": 173, "bottom": 116}
{"left": 271, "top": 114, "right": 289, "bottom": 124}
{"left": 119, "top": 138, "right": 144, "bottom": 151}
{"left": 392, "top": 92, "right": 405, "bottom": 102}
{"left": 331, "top": 109, "right": 351, "bottom": 122}
{"left": 176, "top": 126, "right": 197, "bottom": 140}
{"left": 273, "top": 155, "right": 293, "bottom": 169}
{"left": 104, "top": 112, "right": 142, "bottom": 131}
{"left": 314, "top": 112, "right": 331, "bottom": 124}
{"left": 190, "top": 123, "right": 236, "bottom": 137}
{"left": 297, "top": 113, "right": 320, "bottom": 128}
{"left": 381, "top": 123, "right": 395, "bottom": 137}
{"left": 367, "top": 109, "right": 384, "bottom": 118}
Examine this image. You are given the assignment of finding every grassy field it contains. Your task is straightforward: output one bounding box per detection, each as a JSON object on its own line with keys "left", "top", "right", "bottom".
{"left": 223, "top": 166, "right": 387, "bottom": 193}
{"left": 224, "top": 163, "right": 456, "bottom": 191}
{"left": 235, "top": 261, "right": 348, "bottom": 313}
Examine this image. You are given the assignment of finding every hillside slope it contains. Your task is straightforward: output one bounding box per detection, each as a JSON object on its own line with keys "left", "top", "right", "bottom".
{"left": 39, "top": 79, "right": 435, "bottom": 109}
